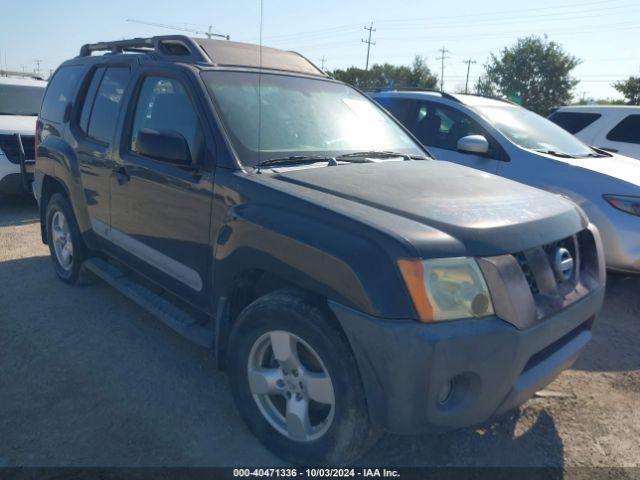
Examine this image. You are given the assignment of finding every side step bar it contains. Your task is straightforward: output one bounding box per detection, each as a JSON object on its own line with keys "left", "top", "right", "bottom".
{"left": 84, "top": 258, "right": 215, "bottom": 348}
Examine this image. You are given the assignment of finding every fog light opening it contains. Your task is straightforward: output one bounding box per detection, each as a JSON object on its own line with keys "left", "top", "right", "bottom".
{"left": 438, "top": 379, "right": 454, "bottom": 404}
{"left": 471, "top": 293, "right": 490, "bottom": 317}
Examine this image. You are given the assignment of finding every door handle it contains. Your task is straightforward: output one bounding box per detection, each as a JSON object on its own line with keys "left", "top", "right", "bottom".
{"left": 114, "top": 166, "right": 130, "bottom": 185}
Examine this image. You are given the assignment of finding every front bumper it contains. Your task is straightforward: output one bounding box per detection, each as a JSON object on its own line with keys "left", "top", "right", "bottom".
{"left": 329, "top": 285, "right": 604, "bottom": 434}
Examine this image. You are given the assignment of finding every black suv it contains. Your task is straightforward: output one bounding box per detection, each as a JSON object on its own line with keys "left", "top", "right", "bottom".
{"left": 34, "top": 36, "right": 606, "bottom": 464}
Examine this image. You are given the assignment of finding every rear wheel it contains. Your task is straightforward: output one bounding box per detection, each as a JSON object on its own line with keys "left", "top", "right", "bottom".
{"left": 227, "top": 289, "right": 379, "bottom": 465}
{"left": 46, "top": 192, "right": 91, "bottom": 284}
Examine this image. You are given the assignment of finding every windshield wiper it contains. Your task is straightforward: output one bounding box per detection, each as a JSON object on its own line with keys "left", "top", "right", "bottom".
{"left": 254, "top": 155, "right": 335, "bottom": 170}
{"left": 337, "top": 150, "right": 428, "bottom": 160}
{"left": 533, "top": 149, "right": 576, "bottom": 158}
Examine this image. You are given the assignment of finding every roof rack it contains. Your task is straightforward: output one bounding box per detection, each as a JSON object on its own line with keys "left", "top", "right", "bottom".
{"left": 79, "top": 36, "right": 210, "bottom": 63}
{"left": 78, "top": 35, "right": 325, "bottom": 76}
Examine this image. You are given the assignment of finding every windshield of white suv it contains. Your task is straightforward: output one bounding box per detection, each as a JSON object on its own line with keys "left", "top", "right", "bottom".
{"left": 0, "top": 83, "right": 46, "bottom": 116}
{"left": 202, "top": 71, "right": 423, "bottom": 166}
{"left": 476, "top": 104, "right": 595, "bottom": 158}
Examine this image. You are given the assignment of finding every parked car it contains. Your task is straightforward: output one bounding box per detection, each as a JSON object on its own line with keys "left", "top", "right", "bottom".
{"left": 549, "top": 105, "right": 640, "bottom": 160}
{"left": 371, "top": 90, "right": 640, "bottom": 274}
{"left": 0, "top": 76, "right": 47, "bottom": 195}
{"left": 35, "top": 36, "right": 605, "bottom": 464}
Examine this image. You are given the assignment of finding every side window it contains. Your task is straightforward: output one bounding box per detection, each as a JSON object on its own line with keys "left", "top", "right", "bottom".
{"left": 86, "top": 67, "right": 131, "bottom": 144}
{"left": 606, "top": 115, "right": 640, "bottom": 144}
{"left": 548, "top": 111, "right": 601, "bottom": 134}
{"left": 40, "top": 66, "right": 84, "bottom": 122}
{"left": 412, "top": 102, "right": 486, "bottom": 151}
{"left": 129, "top": 76, "right": 202, "bottom": 162}
{"left": 375, "top": 98, "right": 418, "bottom": 127}
{"left": 78, "top": 67, "right": 106, "bottom": 134}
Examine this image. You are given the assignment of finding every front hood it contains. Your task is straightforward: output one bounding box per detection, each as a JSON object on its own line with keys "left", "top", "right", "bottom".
{"left": 548, "top": 151, "right": 640, "bottom": 188}
{"left": 0, "top": 115, "right": 37, "bottom": 135}
{"left": 271, "top": 161, "right": 586, "bottom": 256}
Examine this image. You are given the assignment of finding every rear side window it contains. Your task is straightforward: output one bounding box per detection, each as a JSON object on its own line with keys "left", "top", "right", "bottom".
{"left": 548, "top": 111, "right": 601, "bottom": 134}
{"left": 40, "top": 66, "right": 84, "bottom": 122}
{"left": 129, "top": 76, "right": 202, "bottom": 161}
{"left": 78, "top": 67, "right": 106, "bottom": 133}
{"left": 86, "top": 67, "right": 131, "bottom": 144}
{"left": 606, "top": 115, "right": 640, "bottom": 144}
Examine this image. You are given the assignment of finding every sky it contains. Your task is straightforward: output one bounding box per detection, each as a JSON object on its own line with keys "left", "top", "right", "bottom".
{"left": 1, "top": 0, "right": 638, "bottom": 100}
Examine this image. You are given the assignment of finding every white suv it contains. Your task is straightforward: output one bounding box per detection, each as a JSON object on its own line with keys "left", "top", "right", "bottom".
{"left": 0, "top": 76, "right": 47, "bottom": 195}
{"left": 549, "top": 105, "right": 640, "bottom": 160}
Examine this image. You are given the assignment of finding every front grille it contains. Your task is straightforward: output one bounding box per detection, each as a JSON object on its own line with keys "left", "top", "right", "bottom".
{"left": 0, "top": 134, "right": 35, "bottom": 164}
{"left": 514, "top": 251, "right": 539, "bottom": 294}
{"left": 513, "top": 229, "right": 600, "bottom": 319}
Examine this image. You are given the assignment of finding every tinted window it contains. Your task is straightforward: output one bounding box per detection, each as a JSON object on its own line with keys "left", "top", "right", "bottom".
{"left": 607, "top": 115, "right": 640, "bottom": 144}
{"left": 41, "top": 66, "right": 83, "bottom": 122}
{"left": 87, "top": 67, "right": 130, "bottom": 144}
{"left": 385, "top": 99, "right": 487, "bottom": 150}
{"left": 130, "top": 76, "right": 202, "bottom": 161}
{"left": 548, "top": 111, "right": 601, "bottom": 134}
{"left": 78, "top": 67, "right": 106, "bottom": 133}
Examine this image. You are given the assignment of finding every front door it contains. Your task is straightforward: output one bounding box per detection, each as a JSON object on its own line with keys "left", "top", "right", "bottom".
{"left": 380, "top": 97, "right": 502, "bottom": 173}
{"left": 109, "top": 72, "right": 214, "bottom": 308}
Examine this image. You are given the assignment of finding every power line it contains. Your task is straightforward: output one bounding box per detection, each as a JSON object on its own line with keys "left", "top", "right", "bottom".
{"left": 361, "top": 22, "right": 376, "bottom": 70}
{"left": 125, "top": 19, "right": 230, "bottom": 40}
{"left": 462, "top": 58, "right": 477, "bottom": 94}
{"left": 436, "top": 47, "right": 451, "bottom": 92}
{"left": 265, "top": 0, "right": 633, "bottom": 42}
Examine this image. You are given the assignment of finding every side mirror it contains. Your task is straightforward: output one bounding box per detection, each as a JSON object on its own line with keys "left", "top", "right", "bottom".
{"left": 457, "top": 135, "right": 490, "bottom": 155}
{"left": 136, "top": 128, "right": 191, "bottom": 165}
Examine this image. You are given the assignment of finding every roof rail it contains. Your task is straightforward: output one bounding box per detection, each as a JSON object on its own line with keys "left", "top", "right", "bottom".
{"left": 368, "top": 87, "right": 462, "bottom": 103}
{"left": 79, "top": 35, "right": 210, "bottom": 63}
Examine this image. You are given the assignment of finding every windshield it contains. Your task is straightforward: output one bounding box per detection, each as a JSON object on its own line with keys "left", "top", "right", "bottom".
{"left": 202, "top": 71, "right": 423, "bottom": 166}
{"left": 476, "top": 105, "right": 594, "bottom": 157}
{"left": 0, "top": 83, "right": 45, "bottom": 116}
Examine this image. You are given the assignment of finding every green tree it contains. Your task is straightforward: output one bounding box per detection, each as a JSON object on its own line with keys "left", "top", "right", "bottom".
{"left": 475, "top": 36, "right": 580, "bottom": 114}
{"left": 613, "top": 76, "right": 640, "bottom": 105}
{"left": 331, "top": 56, "right": 438, "bottom": 90}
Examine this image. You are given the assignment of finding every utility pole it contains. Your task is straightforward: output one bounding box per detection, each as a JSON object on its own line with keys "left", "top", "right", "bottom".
{"left": 462, "top": 58, "right": 477, "bottom": 94}
{"left": 362, "top": 22, "right": 376, "bottom": 71}
{"left": 436, "top": 47, "right": 450, "bottom": 92}
{"left": 319, "top": 56, "right": 327, "bottom": 71}
{"left": 34, "top": 59, "right": 42, "bottom": 75}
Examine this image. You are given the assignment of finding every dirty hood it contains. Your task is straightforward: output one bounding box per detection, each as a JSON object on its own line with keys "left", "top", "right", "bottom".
{"left": 271, "top": 160, "right": 586, "bottom": 256}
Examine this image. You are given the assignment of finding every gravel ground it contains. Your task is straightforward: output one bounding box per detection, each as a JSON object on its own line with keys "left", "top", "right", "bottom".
{"left": 0, "top": 196, "right": 638, "bottom": 468}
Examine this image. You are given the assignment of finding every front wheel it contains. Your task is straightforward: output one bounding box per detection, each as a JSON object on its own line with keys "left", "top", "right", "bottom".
{"left": 227, "top": 290, "right": 379, "bottom": 465}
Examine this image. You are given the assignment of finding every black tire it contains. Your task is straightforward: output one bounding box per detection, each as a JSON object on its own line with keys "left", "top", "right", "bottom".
{"left": 227, "top": 289, "right": 379, "bottom": 465}
{"left": 45, "top": 192, "right": 92, "bottom": 285}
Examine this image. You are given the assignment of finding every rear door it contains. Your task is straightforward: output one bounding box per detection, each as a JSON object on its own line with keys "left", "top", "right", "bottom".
{"left": 599, "top": 113, "right": 640, "bottom": 159}
{"left": 69, "top": 62, "right": 134, "bottom": 232}
{"left": 109, "top": 68, "right": 215, "bottom": 307}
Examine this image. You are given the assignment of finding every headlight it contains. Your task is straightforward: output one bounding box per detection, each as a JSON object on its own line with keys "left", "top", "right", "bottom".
{"left": 604, "top": 194, "right": 640, "bottom": 217}
{"left": 398, "top": 257, "right": 494, "bottom": 322}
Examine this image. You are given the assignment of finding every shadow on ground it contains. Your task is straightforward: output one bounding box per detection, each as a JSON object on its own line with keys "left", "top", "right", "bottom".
{"left": 573, "top": 274, "right": 640, "bottom": 372}
{"left": 0, "top": 195, "right": 39, "bottom": 227}
{"left": 363, "top": 409, "right": 563, "bottom": 467}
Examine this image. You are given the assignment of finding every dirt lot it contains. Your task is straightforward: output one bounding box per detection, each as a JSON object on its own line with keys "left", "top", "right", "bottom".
{"left": 0, "top": 196, "right": 638, "bottom": 468}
